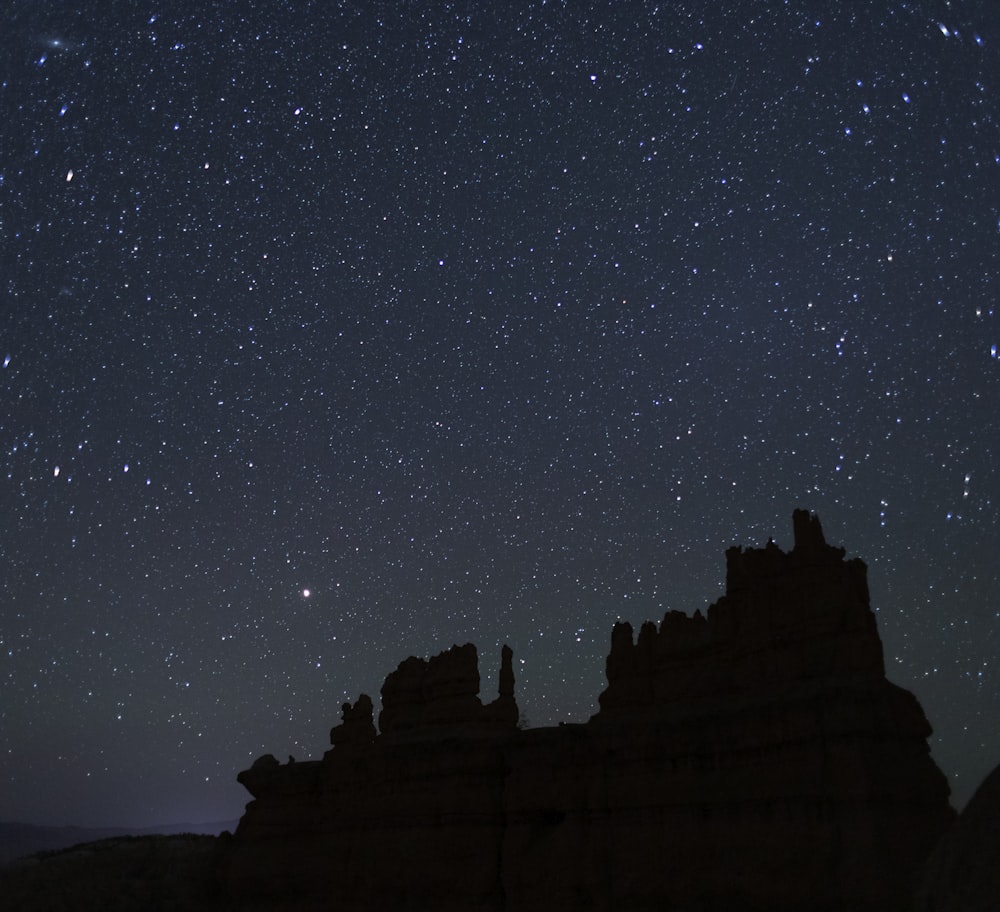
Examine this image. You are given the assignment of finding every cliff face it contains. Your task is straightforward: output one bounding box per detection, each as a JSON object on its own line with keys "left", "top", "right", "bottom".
{"left": 222, "top": 511, "right": 955, "bottom": 911}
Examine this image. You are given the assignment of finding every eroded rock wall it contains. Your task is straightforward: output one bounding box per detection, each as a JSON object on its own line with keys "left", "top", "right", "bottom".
{"left": 223, "top": 512, "right": 955, "bottom": 911}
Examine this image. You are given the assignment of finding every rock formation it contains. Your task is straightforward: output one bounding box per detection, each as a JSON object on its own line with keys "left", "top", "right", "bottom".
{"left": 913, "top": 758, "right": 1000, "bottom": 912}
{"left": 328, "top": 693, "right": 376, "bottom": 749}
{"left": 378, "top": 641, "right": 518, "bottom": 733}
{"left": 222, "top": 511, "right": 955, "bottom": 911}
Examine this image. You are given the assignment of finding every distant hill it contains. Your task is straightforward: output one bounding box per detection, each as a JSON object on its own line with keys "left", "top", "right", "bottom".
{"left": 0, "top": 819, "right": 237, "bottom": 867}
{"left": 0, "top": 832, "right": 221, "bottom": 912}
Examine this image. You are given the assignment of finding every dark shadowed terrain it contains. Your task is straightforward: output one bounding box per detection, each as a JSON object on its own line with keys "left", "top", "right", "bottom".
{"left": 0, "top": 833, "right": 222, "bottom": 912}
{"left": 0, "top": 819, "right": 238, "bottom": 867}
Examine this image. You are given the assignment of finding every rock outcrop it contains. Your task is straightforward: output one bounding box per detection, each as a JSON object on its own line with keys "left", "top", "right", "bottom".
{"left": 379, "top": 641, "right": 518, "bottom": 733}
{"left": 222, "top": 511, "right": 956, "bottom": 911}
{"left": 913, "top": 758, "right": 1000, "bottom": 912}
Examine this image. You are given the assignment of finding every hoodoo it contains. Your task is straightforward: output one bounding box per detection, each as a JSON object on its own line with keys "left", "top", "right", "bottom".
{"left": 223, "top": 511, "right": 954, "bottom": 911}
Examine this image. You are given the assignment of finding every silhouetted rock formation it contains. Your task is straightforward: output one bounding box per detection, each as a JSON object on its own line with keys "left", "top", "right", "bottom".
{"left": 329, "top": 693, "right": 376, "bottom": 749}
{"left": 223, "top": 512, "right": 955, "bottom": 911}
{"left": 378, "top": 641, "right": 517, "bottom": 733}
{"left": 597, "top": 511, "right": 880, "bottom": 715}
{"left": 913, "top": 758, "right": 1000, "bottom": 912}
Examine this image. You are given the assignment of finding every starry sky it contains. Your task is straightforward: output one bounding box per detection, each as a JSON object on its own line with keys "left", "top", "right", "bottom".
{"left": 2, "top": 1, "right": 997, "bottom": 828}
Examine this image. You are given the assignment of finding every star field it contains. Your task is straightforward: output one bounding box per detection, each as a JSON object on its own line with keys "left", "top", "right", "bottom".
{"left": 2, "top": 2, "right": 998, "bottom": 826}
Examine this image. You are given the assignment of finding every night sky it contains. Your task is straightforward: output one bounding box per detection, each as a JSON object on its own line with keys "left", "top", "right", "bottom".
{"left": 2, "top": 1, "right": 997, "bottom": 828}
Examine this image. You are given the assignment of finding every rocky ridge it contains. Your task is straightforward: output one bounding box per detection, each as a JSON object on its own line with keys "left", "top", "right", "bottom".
{"left": 223, "top": 511, "right": 955, "bottom": 911}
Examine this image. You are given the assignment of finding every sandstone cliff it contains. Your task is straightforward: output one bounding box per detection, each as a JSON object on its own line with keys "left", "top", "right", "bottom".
{"left": 223, "top": 511, "right": 955, "bottom": 911}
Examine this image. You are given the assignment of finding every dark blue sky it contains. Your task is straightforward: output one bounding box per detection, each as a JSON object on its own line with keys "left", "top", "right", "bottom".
{"left": 2, "top": 1, "right": 997, "bottom": 827}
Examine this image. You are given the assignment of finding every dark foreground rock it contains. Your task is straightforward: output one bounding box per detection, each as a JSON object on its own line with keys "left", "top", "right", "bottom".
{"left": 913, "top": 758, "right": 1000, "bottom": 912}
{"left": 222, "top": 512, "right": 957, "bottom": 911}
